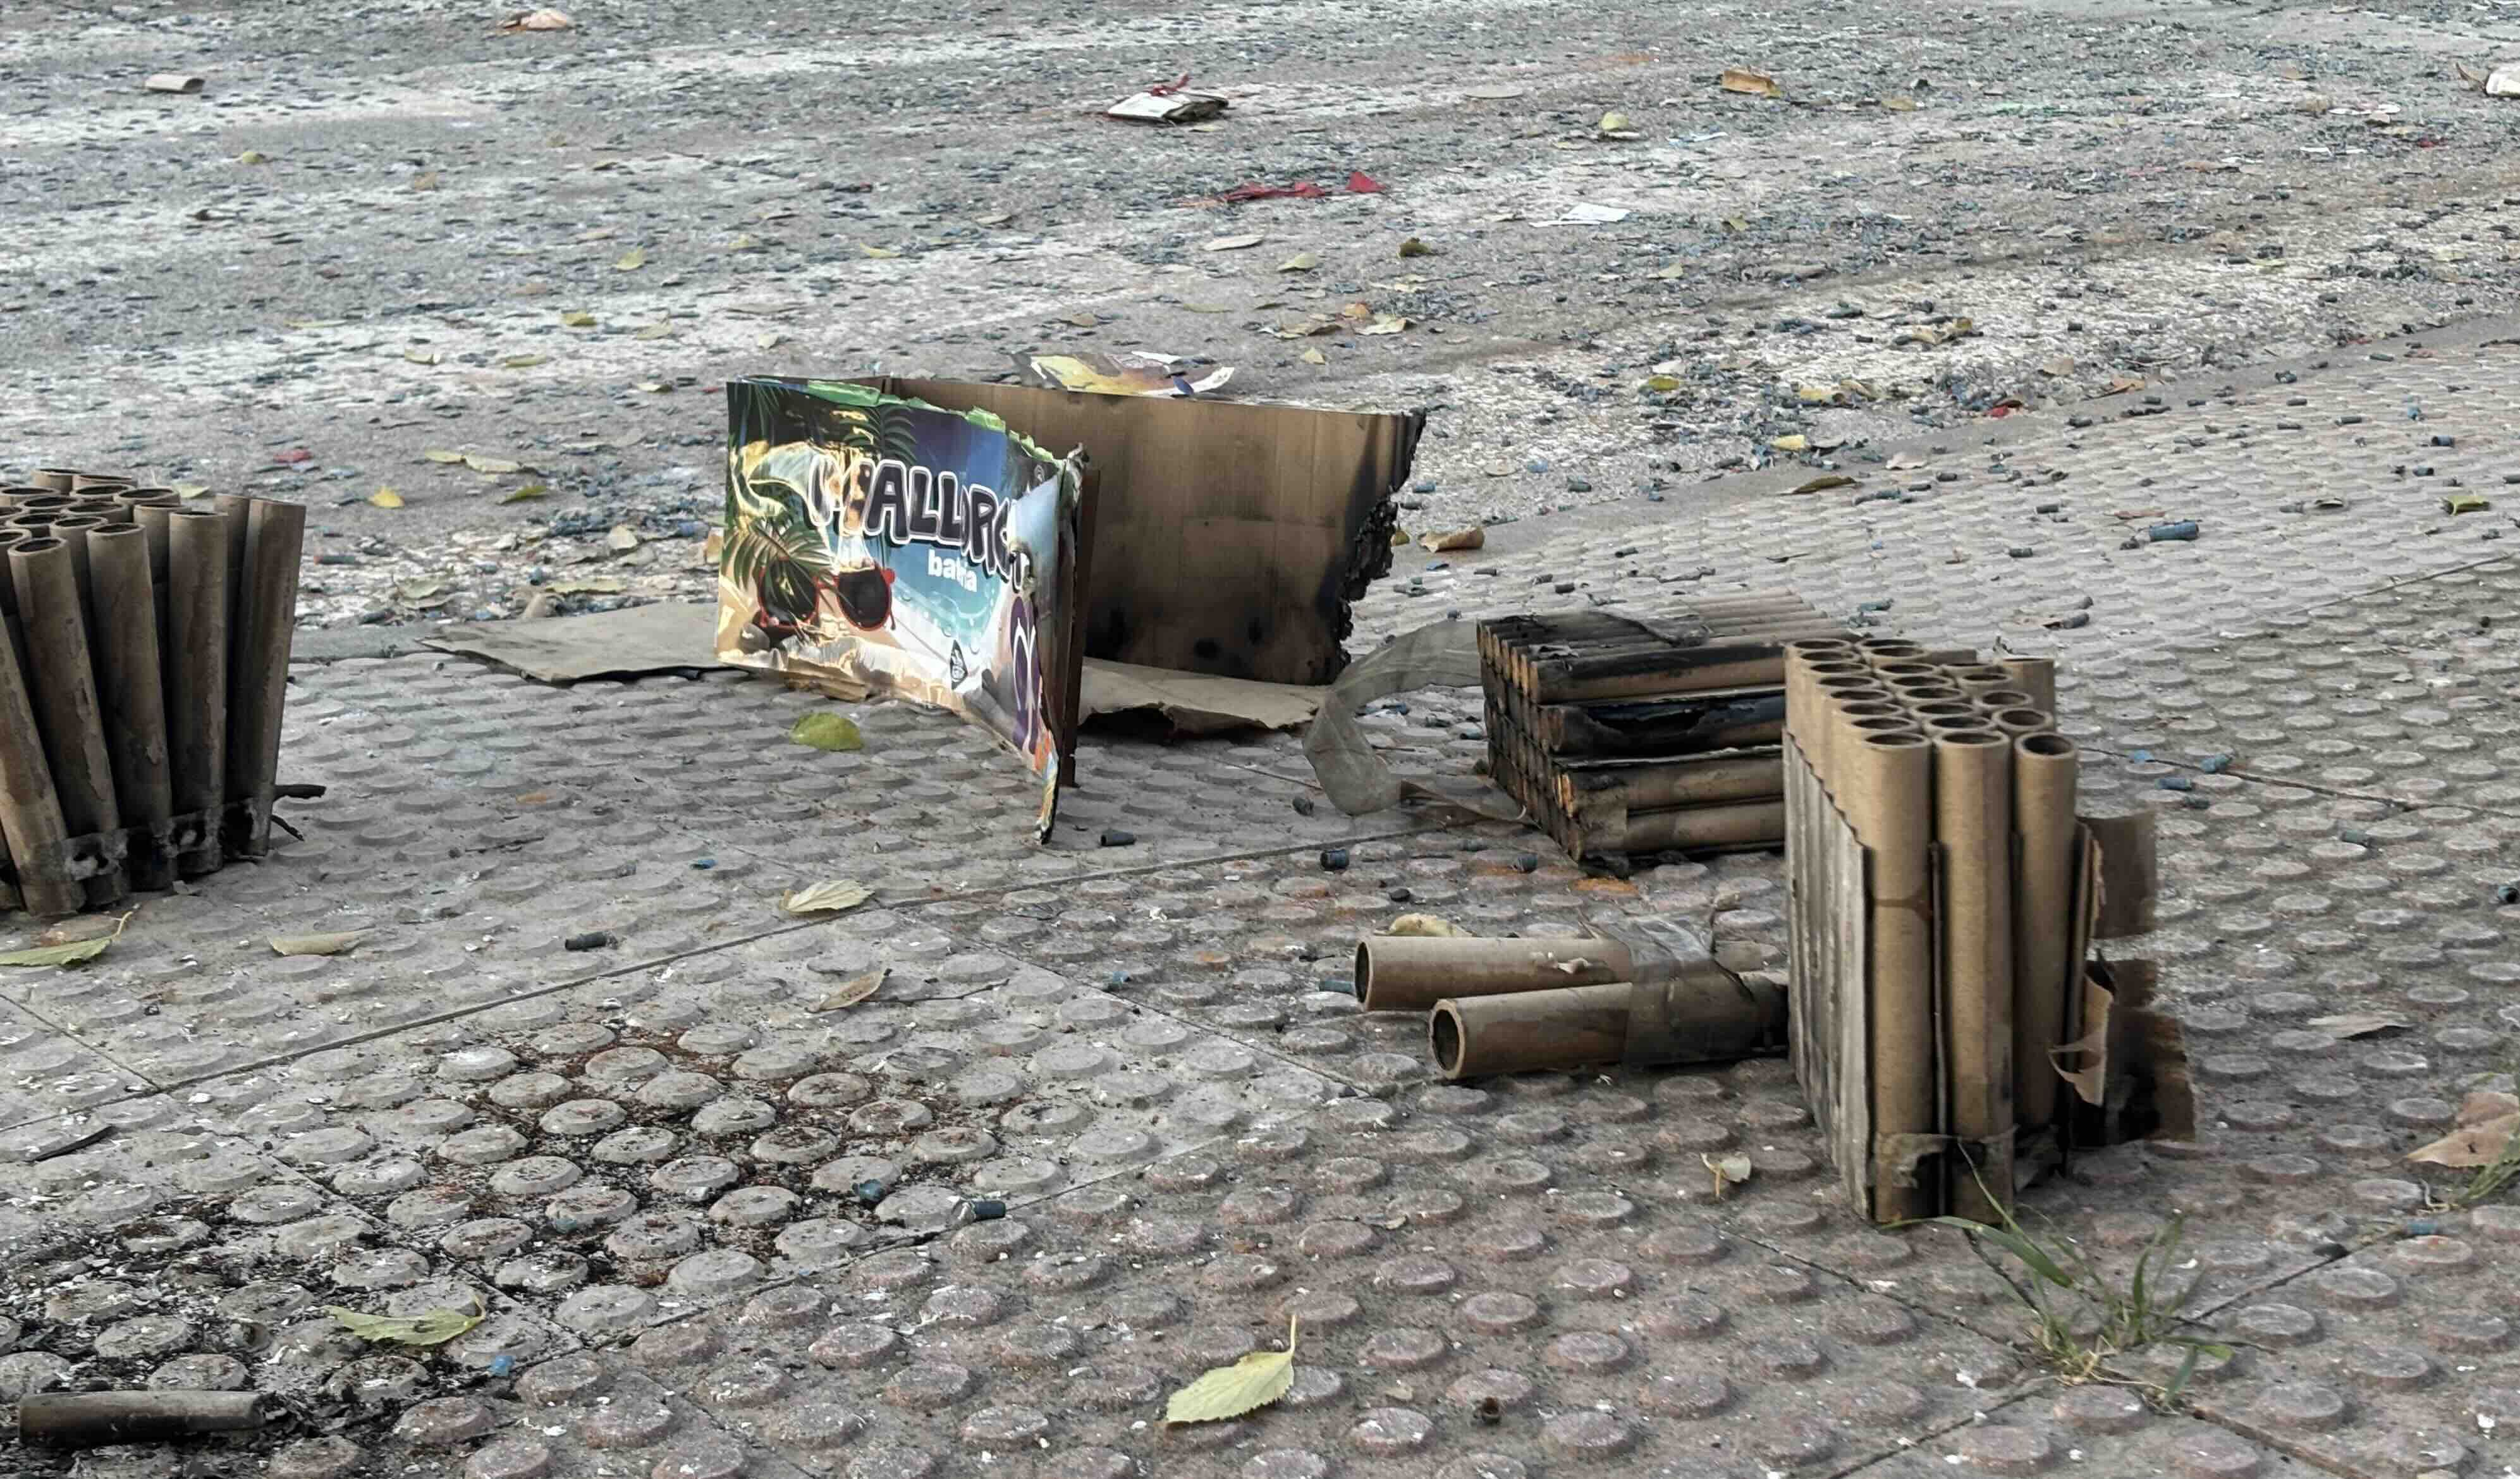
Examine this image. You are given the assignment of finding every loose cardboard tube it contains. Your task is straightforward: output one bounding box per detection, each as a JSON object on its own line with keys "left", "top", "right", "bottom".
{"left": 32, "top": 469, "right": 79, "bottom": 493}
{"left": 1997, "top": 656, "right": 2056, "bottom": 714}
{"left": 0, "top": 603, "right": 79, "bottom": 917}
{"left": 1432, "top": 983, "right": 1630, "bottom": 1077}
{"left": 20, "top": 1392, "right": 262, "bottom": 1447}
{"left": 1990, "top": 706, "right": 2053, "bottom": 739}
{"left": 1933, "top": 728, "right": 2014, "bottom": 1223}
{"left": 2011, "top": 732, "right": 2079, "bottom": 1133}
{"left": 84, "top": 527, "right": 175, "bottom": 891}
{"left": 1970, "top": 689, "right": 2036, "bottom": 713}
{"left": 1610, "top": 799, "right": 1785, "bottom": 852}
{"left": 70, "top": 474, "right": 132, "bottom": 492}
{"left": 224, "top": 498, "right": 304, "bottom": 857}
{"left": 1357, "top": 935, "right": 1631, "bottom": 1012}
{"left": 166, "top": 509, "right": 230, "bottom": 878}
{"left": 1431, "top": 973, "right": 1790, "bottom": 1078}
{"left": 1840, "top": 730, "right": 1935, "bottom": 1222}
{"left": 8, "top": 538, "right": 125, "bottom": 906}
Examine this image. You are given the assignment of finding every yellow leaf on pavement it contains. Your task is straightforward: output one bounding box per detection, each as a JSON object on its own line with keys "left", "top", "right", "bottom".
{"left": 1164, "top": 1316, "right": 1299, "bottom": 1424}
{"left": 369, "top": 488, "right": 405, "bottom": 508}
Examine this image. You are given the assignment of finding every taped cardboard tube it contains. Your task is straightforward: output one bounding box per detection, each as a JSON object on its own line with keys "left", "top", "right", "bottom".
{"left": 2012, "top": 732, "right": 2079, "bottom": 1132}
{"left": 1997, "top": 656, "right": 2056, "bottom": 714}
{"left": 84, "top": 527, "right": 176, "bottom": 890}
{"left": 1840, "top": 730, "right": 1934, "bottom": 1222}
{"left": 9, "top": 537, "right": 126, "bottom": 906}
{"left": 1970, "top": 689, "right": 2036, "bottom": 713}
{"left": 166, "top": 508, "right": 230, "bottom": 878}
{"left": 1933, "top": 728, "right": 2015, "bottom": 1223}
{"left": 1357, "top": 935, "right": 1630, "bottom": 1012}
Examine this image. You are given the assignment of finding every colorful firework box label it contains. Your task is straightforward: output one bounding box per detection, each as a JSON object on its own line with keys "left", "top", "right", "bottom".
{"left": 717, "top": 378, "right": 1083, "bottom": 842}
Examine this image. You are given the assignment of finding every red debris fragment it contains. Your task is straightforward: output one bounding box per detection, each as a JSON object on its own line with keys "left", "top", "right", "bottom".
{"left": 1219, "top": 180, "right": 1331, "bottom": 203}
{"left": 272, "top": 448, "right": 312, "bottom": 463}
{"left": 1216, "top": 173, "right": 1390, "bottom": 204}
{"left": 1146, "top": 72, "right": 1194, "bottom": 97}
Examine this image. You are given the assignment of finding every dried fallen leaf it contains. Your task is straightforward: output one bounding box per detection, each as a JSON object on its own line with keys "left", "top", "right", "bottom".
{"left": 547, "top": 577, "right": 623, "bottom": 594}
{"left": 1703, "top": 1151, "right": 1754, "bottom": 1198}
{"left": 2305, "top": 1012, "right": 2407, "bottom": 1041}
{"left": 1789, "top": 474, "right": 1856, "bottom": 495}
{"left": 34, "top": 916, "right": 122, "bottom": 948}
{"left": 238, "top": 150, "right": 270, "bottom": 165}
{"left": 0, "top": 922, "right": 125, "bottom": 969}
{"left": 860, "top": 243, "right": 900, "bottom": 259}
{"left": 271, "top": 931, "right": 365, "bottom": 957}
{"left": 613, "top": 247, "right": 646, "bottom": 271}
{"left": 1597, "top": 110, "right": 1640, "bottom": 138}
{"left": 780, "top": 880, "right": 872, "bottom": 916}
{"left": 499, "top": 484, "right": 549, "bottom": 503}
{"left": 1299, "top": 348, "right": 1327, "bottom": 365}
{"left": 635, "top": 322, "right": 674, "bottom": 340}
{"left": 974, "top": 211, "right": 1014, "bottom": 226}
{"left": 173, "top": 484, "right": 210, "bottom": 500}
{"left": 561, "top": 310, "right": 596, "bottom": 328}
{"left": 1165, "top": 1316, "right": 1299, "bottom": 1424}
{"left": 325, "top": 1295, "right": 485, "bottom": 1346}
{"left": 606, "top": 525, "right": 641, "bottom": 552}
{"left": 2408, "top": 1092, "right": 2519, "bottom": 1168}
{"left": 1881, "top": 94, "right": 1918, "bottom": 111}
{"left": 411, "top": 171, "right": 439, "bottom": 191}
{"left": 756, "top": 332, "right": 785, "bottom": 350}
{"left": 1644, "top": 374, "right": 1681, "bottom": 393}
{"left": 1359, "top": 314, "right": 1409, "bottom": 335}
{"left": 403, "top": 349, "right": 439, "bottom": 365}
{"left": 1276, "top": 252, "right": 1319, "bottom": 273}
{"left": 369, "top": 488, "right": 405, "bottom": 508}
{"left": 1417, "top": 525, "right": 1484, "bottom": 553}
{"left": 790, "top": 713, "right": 864, "bottom": 752}
{"left": 1204, "top": 233, "right": 1264, "bottom": 252}
{"left": 502, "top": 354, "right": 546, "bottom": 369}
{"left": 1386, "top": 914, "right": 1464, "bottom": 938}
{"left": 1771, "top": 434, "right": 1809, "bottom": 452}
{"left": 498, "top": 8, "right": 573, "bottom": 30}
{"left": 1720, "top": 68, "right": 1782, "bottom": 98}
{"left": 1397, "top": 237, "right": 1434, "bottom": 258}
{"left": 463, "top": 455, "right": 522, "bottom": 474}
{"left": 422, "top": 449, "right": 465, "bottom": 463}
{"left": 812, "top": 968, "right": 887, "bottom": 1010}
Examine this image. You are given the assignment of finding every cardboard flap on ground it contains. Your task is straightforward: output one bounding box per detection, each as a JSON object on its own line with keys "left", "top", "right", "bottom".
{"left": 862, "top": 378, "right": 1424, "bottom": 687}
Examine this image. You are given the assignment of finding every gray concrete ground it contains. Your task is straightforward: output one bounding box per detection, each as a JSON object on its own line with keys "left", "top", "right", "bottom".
{"left": 6, "top": 1, "right": 2520, "bottom": 1477}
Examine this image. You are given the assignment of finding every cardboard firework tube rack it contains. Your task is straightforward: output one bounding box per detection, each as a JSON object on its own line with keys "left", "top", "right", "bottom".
{"left": 1782, "top": 641, "right": 2119, "bottom": 1225}
{"left": 0, "top": 469, "right": 307, "bottom": 915}
{"left": 1481, "top": 599, "right": 1847, "bottom": 866}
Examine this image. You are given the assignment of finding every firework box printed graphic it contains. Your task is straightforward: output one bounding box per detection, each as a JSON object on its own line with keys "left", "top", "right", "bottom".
{"left": 717, "top": 378, "right": 1084, "bottom": 842}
